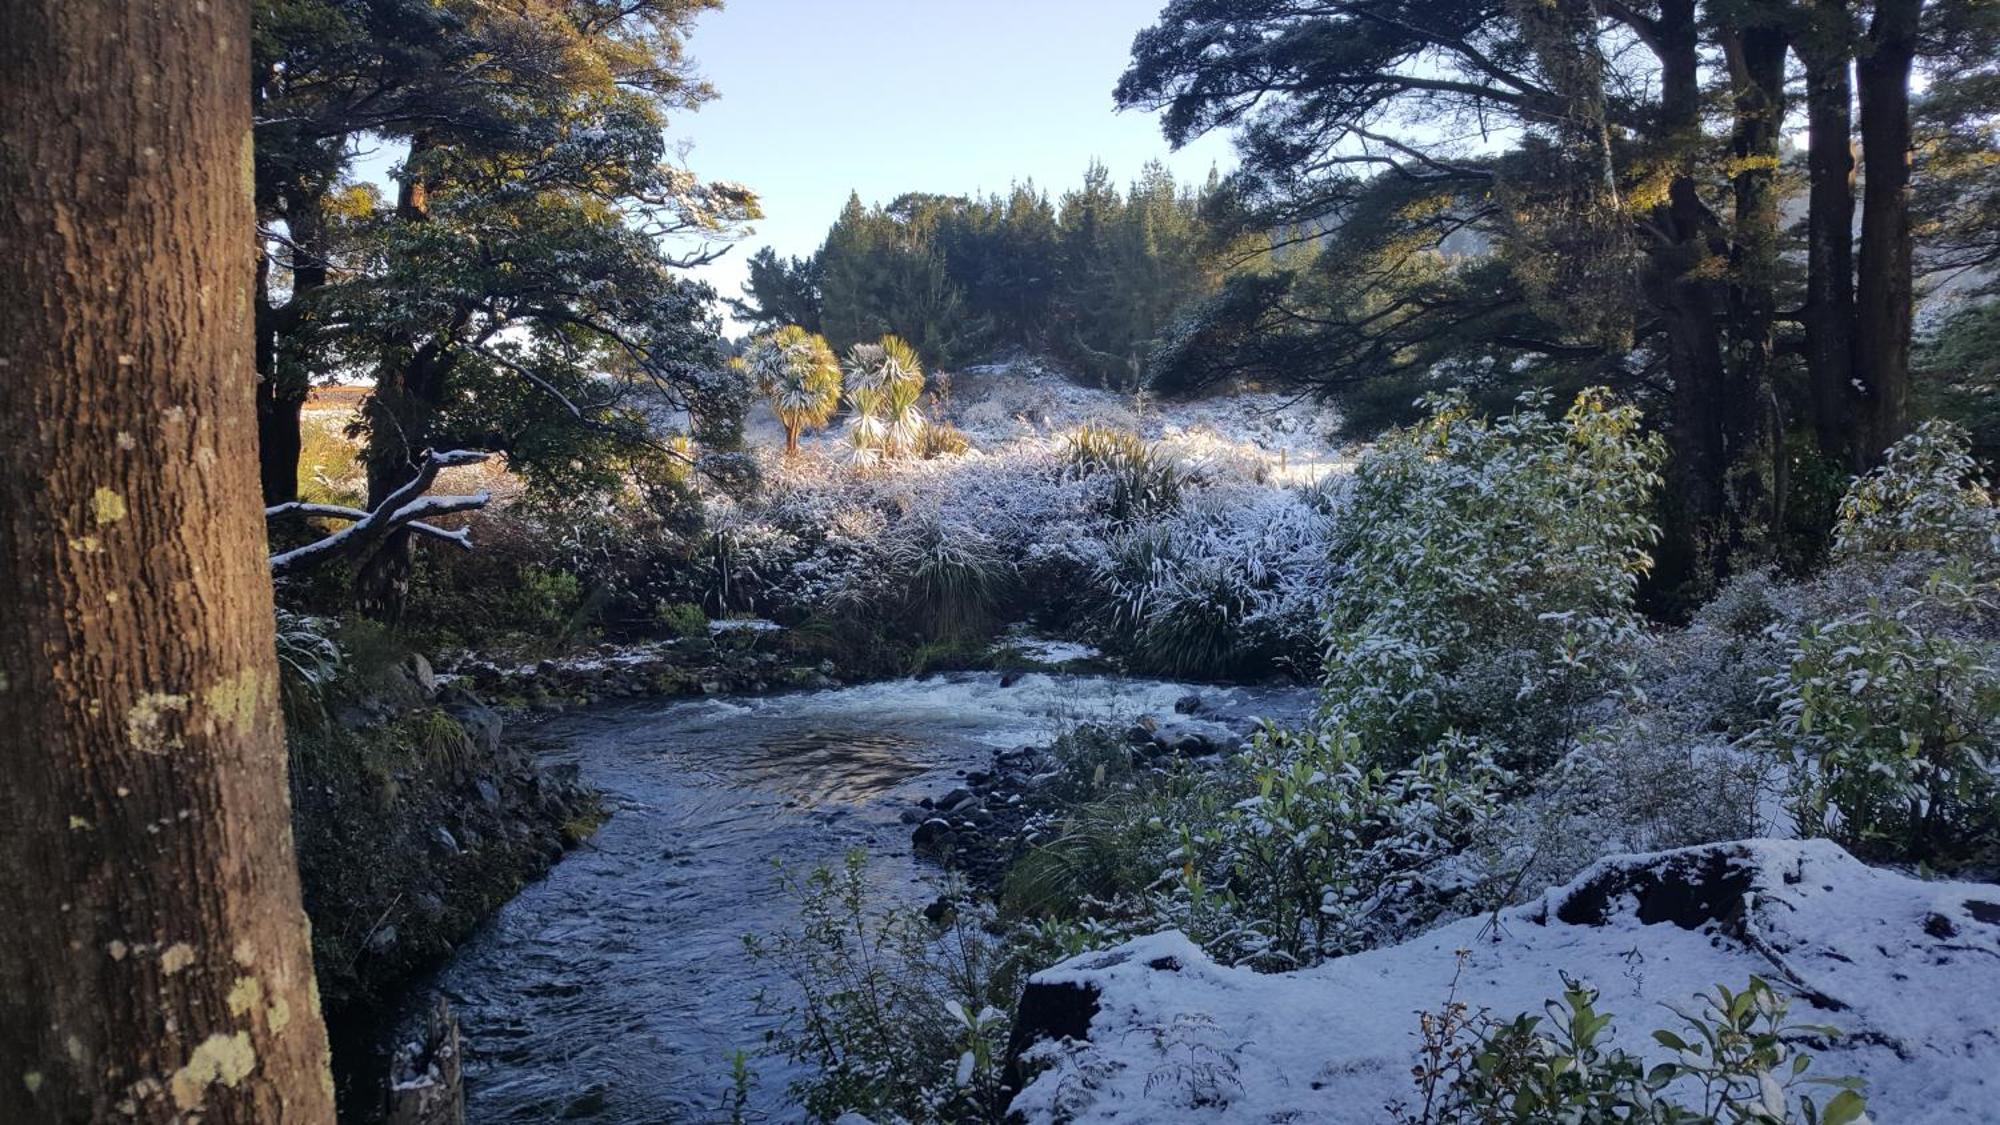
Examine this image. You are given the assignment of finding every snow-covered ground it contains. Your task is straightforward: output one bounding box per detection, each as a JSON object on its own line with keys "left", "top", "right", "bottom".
{"left": 743, "top": 355, "right": 1356, "bottom": 485}
{"left": 1011, "top": 839, "right": 2000, "bottom": 1123}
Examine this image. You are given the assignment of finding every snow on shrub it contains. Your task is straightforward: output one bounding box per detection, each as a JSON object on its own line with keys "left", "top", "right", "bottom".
{"left": 1320, "top": 388, "right": 1665, "bottom": 769}
{"left": 1754, "top": 423, "right": 2000, "bottom": 868}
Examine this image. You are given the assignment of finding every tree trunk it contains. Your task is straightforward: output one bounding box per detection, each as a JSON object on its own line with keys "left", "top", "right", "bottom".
{"left": 256, "top": 192, "right": 331, "bottom": 506}
{"left": 1854, "top": 0, "right": 1920, "bottom": 464}
{"left": 356, "top": 138, "right": 452, "bottom": 620}
{"left": 1721, "top": 16, "right": 1789, "bottom": 564}
{"left": 0, "top": 2, "right": 337, "bottom": 1120}
{"left": 1799, "top": 1, "right": 1861, "bottom": 471}
{"left": 1641, "top": 0, "right": 1732, "bottom": 610}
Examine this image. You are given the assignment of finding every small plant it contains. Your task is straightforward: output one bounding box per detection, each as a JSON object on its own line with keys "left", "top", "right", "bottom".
{"left": 653, "top": 599, "right": 709, "bottom": 641}
{"left": 747, "top": 850, "right": 1013, "bottom": 1124}
{"left": 274, "top": 609, "right": 343, "bottom": 725}
{"left": 507, "top": 565, "right": 583, "bottom": 637}
{"left": 843, "top": 335, "right": 929, "bottom": 461}
{"left": 1403, "top": 975, "right": 1869, "bottom": 1124}
{"left": 720, "top": 1048, "right": 758, "bottom": 1125}
{"left": 885, "top": 513, "right": 1014, "bottom": 641}
{"left": 1062, "top": 424, "right": 1189, "bottom": 522}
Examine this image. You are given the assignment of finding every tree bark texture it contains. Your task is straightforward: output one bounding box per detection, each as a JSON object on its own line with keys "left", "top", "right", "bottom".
{"left": 1855, "top": 0, "right": 1920, "bottom": 463}
{"left": 0, "top": 2, "right": 337, "bottom": 1120}
{"left": 1640, "top": 0, "right": 1731, "bottom": 609}
{"left": 1799, "top": 0, "right": 1861, "bottom": 470}
{"left": 1721, "top": 16, "right": 1789, "bottom": 562}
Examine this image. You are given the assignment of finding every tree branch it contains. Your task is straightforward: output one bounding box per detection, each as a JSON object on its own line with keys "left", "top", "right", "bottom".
{"left": 267, "top": 449, "right": 490, "bottom": 574}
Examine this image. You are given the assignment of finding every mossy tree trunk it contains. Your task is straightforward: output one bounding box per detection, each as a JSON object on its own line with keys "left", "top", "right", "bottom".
{"left": 0, "top": 1, "right": 337, "bottom": 1119}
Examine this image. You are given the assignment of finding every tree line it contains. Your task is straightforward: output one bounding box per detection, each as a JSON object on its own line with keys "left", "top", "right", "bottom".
{"left": 731, "top": 163, "right": 1272, "bottom": 388}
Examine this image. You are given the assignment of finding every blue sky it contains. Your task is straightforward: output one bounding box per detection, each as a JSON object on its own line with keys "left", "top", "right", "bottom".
{"left": 670, "top": 0, "right": 1240, "bottom": 323}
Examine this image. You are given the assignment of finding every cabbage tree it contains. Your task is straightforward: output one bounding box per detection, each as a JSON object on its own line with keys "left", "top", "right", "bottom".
{"left": 842, "top": 334, "right": 926, "bottom": 460}
{"left": 746, "top": 325, "right": 841, "bottom": 454}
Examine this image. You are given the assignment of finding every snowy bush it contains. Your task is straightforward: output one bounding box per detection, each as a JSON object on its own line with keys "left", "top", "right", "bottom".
{"left": 1320, "top": 388, "right": 1665, "bottom": 770}
{"left": 1755, "top": 566, "right": 2000, "bottom": 866}
{"left": 1170, "top": 725, "right": 1510, "bottom": 969}
{"left": 1749, "top": 424, "right": 2000, "bottom": 868}
{"left": 1094, "top": 483, "right": 1335, "bottom": 678}
{"left": 1403, "top": 974, "right": 1869, "bottom": 1125}
{"left": 274, "top": 609, "right": 343, "bottom": 724}
{"left": 1061, "top": 424, "right": 1191, "bottom": 522}
{"left": 1833, "top": 420, "right": 1998, "bottom": 560}
{"left": 842, "top": 335, "right": 930, "bottom": 461}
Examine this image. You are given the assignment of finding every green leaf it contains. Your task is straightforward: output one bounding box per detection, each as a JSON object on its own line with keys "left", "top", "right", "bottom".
{"left": 1821, "top": 1089, "right": 1867, "bottom": 1125}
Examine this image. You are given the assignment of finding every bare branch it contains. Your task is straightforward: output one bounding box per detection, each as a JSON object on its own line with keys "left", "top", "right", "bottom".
{"left": 267, "top": 449, "right": 490, "bottom": 574}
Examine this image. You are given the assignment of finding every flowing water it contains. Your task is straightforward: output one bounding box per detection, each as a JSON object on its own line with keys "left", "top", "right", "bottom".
{"left": 425, "top": 672, "right": 1309, "bottom": 1122}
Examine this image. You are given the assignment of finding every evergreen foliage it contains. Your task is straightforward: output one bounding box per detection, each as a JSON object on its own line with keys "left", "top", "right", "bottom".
{"left": 744, "top": 326, "right": 843, "bottom": 454}
{"left": 1321, "top": 389, "right": 1666, "bottom": 769}
{"left": 761, "top": 164, "right": 1268, "bottom": 388}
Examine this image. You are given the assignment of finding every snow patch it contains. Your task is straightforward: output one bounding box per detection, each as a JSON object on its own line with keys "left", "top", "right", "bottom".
{"left": 1010, "top": 839, "right": 2000, "bottom": 1122}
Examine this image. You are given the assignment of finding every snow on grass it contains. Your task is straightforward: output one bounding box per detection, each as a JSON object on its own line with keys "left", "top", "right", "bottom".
{"left": 1011, "top": 839, "right": 2000, "bottom": 1122}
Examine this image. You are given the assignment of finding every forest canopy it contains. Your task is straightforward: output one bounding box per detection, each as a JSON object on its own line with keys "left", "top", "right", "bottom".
{"left": 731, "top": 163, "right": 1273, "bottom": 388}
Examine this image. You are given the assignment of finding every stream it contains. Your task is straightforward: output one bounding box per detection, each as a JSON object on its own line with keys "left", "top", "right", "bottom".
{"left": 424, "top": 671, "right": 1310, "bottom": 1122}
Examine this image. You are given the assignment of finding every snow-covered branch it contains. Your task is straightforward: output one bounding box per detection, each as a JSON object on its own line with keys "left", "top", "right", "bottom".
{"left": 267, "top": 449, "right": 491, "bottom": 575}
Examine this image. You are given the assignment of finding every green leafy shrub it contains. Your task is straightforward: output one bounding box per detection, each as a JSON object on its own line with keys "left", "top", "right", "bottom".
{"left": 747, "top": 850, "right": 1013, "bottom": 1124}
{"left": 1008, "top": 724, "right": 1508, "bottom": 972}
{"left": 653, "top": 599, "right": 709, "bottom": 640}
{"left": 1756, "top": 567, "right": 2000, "bottom": 866}
{"left": 1756, "top": 423, "right": 2000, "bottom": 868}
{"left": 1172, "top": 726, "right": 1509, "bottom": 969}
{"left": 1321, "top": 388, "right": 1664, "bottom": 770}
{"left": 1832, "top": 420, "right": 1998, "bottom": 559}
{"left": 507, "top": 565, "right": 584, "bottom": 636}
{"left": 1403, "top": 975, "right": 1868, "bottom": 1125}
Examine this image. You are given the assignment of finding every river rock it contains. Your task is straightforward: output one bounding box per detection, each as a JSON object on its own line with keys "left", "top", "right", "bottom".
{"left": 912, "top": 818, "right": 956, "bottom": 853}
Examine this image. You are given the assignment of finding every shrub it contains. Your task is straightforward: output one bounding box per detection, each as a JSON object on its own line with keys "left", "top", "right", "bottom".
{"left": 747, "top": 851, "right": 1014, "bottom": 1124}
{"left": 274, "top": 609, "right": 343, "bottom": 726}
{"left": 1062, "top": 424, "right": 1190, "bottom": 522}
{"left": 507, "top": 564, "right": 585, "bottom": 637}
{"left": 1753, "top": 424, "right": 2000, "bottom": 868}
{"left": 1321, "top": 388, "right": 1664, "bottom": 770}
{"left": 843, "top": 335, "right": 930, "bottom": 461}
{"left": 653, "top": 599, "right": 709, "bottom": 640}
{"left": 1172, "top": 726, "right": 1509, "bottom": 969}
{"left": 1094, "top": 484, "right": 1333, "bottom": 679}
{"left": 1832, "top": 419, "right": 1997, "bottom": 560}
{"left": 1011, "top": 723, "right": 1510, "bottom": 972}
{"left": 885, "top": 513, "right": 1015, "bottom": 641}
{"left": 1755, "top": 566, "right": 2000, "bottom": 866}
{"left": 1403, "top": 974, "right": 1868, "bottom": 1125}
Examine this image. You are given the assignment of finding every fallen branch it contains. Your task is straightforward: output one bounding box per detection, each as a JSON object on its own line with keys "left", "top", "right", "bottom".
{"left": 268, "top": 449, "right": 490, "bottom": 575}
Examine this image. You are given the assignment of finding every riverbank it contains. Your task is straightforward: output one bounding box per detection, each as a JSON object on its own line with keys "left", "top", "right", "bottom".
{"left": 285, "top": 655, "right": 600, "bottom": 1119}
